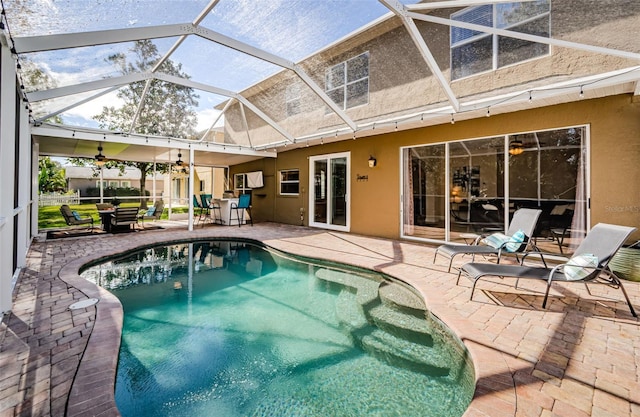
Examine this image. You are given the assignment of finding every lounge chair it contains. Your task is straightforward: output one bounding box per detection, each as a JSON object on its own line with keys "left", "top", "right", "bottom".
{"left": 458, "top": 223, "right": 637, "bottom": 316}
{"left": 138, "top": 200, "right": 164, "bottom": 228}
{"left": 59, "top": 204, "right": 94, "bottom": 229}
{"left": 434, "top": 208, "right": 542, "bottom": 272}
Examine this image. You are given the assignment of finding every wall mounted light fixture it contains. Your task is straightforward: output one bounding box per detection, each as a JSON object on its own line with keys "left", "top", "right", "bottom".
{"left": 368, "top": 156, "right": 377, "bottom": 168}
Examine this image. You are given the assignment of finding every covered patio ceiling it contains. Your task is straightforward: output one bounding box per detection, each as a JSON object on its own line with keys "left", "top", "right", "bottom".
{"left": 6, "top": 0, "right": 640, "bottom": 165}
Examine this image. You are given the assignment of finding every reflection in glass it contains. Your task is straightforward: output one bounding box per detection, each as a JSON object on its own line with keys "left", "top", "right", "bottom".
{"left": 330, "top": 157, "right": 347, "bottom": 226}
{"left": 508, "top": 127, "right": 586, "bottom": 254}
{"left": 402, "top": 145, "right": 445, "bottom": 240}
{"left": 449, "top": 137, "right": 505, "bottom": 239}
{"left": 402, "top": 126, "right": 588, "bottom": 254}
{"left": 314, "top": 160, "right": 328, "bottom": 224}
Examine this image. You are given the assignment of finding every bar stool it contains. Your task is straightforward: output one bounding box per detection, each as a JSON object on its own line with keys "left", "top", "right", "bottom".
{"left": 210, "top": 198, "right": 223, "bottom": 225}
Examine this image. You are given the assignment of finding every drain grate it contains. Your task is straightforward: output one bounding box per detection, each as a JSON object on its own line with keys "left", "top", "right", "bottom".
{"left": 69, "top": 298, "right": 100, "bottom": 310}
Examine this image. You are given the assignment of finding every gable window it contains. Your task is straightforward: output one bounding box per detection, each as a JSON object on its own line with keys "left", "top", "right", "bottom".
{"left": 279, "top": 169, "right": 300, "bottom": 195}
{"left": 325, "top": 52, "right": 369, "bottom": 111}
{"left": 451, "top": 1, "right": 550, "bottom": 80}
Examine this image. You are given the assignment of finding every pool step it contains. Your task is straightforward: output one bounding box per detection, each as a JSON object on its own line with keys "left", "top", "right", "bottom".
{"left": 358, "top": 328, "right": 450, "bottom": 377}
{"left": 367, "top": 303, "right": 433, "bottom": 346}
{"left": 315, "top": 268, "right": 380, "bottom": 305}
{"left": 378, "top": 281, "right": 426, "bottom": 316}
{"left": 315, "top": 267, "right": 460, "bottom": 378}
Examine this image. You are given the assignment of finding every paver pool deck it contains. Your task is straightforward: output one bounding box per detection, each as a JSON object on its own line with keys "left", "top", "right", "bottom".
{"left": 1, "top": 222, "right": 639, "bottom": 417}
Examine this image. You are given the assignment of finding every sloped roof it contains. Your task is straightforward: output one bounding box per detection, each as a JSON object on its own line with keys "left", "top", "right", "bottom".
{"left": 6, "top": 0, "right": 640, "bottom": 164}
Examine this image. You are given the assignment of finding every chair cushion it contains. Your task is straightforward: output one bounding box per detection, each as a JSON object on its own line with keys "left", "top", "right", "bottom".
{"left": 564, "top": 253, "right": 599, "bottom": 281}
{"left": 481, "top": 233, "right": 510, "bottom": 249}
{"left": 71, "top": 210, "right": 82, "bottom": 220}
{"left": 146, "top": 207, "right": 156, "bottom": 216}
{"left": 505, "top": 229, "right": 526, "bottom": 252}
{"left": 482, "top": 230, "right": 525, "bottom": 252}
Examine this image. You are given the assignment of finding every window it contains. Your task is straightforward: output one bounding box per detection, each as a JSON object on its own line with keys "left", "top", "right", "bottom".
{"left": 120, "top": 181, "right": 131, "bottom": 188}
{"left": 279, "top": 169, "right": 300, "bottom": 195}
{"left": 401, "top": 126, "right": 588, "bottom": 256}
{"left": 286, "top": 83, "right": 301, "bottom": 116}
{"left": 234, "top": 173, "right": 250, "bottom": 194}
{"left": 451, "top": 1, "right": 550, "bottom": 80}
{"left": 325, "top": 52, "right": 369, "bottom": 111}
{"left": 96, "top": 180, "right": 107, "bottom": 188}
{"left": 108, "top": 181, "right": 119, "bottom": 188}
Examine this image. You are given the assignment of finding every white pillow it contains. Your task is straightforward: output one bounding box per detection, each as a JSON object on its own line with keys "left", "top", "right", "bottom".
{"left": 564, "top": 254, "right": 599, "bottom": 281}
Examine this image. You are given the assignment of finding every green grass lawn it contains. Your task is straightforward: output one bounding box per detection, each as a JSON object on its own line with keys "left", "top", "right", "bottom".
{"left": 38, "top": 203, "right": 189, "bottom": 230}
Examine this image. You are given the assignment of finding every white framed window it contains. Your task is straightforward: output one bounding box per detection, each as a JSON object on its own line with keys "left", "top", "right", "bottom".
{"left": 234, "top": 173, "right": 250, "bottom": 194}
{"left": 120, "top": 180, "right": 131, "bottom": 188}
{"left": 279, "top": 169, "right": 300, "bottom": 195}
{"left": 96, "top": 180, "right": 107, "bottom": 188}
{"left": 325, "top": 51, "right": 369, "bottom": 111}
{"left": 108, "top": 181, "right": 119, "bottom": 188}
{"left": 286, "top": 83, "right": 301, "bottom": 117}
{"left": 450, "top": 1, "right": 550, "bottom": 80}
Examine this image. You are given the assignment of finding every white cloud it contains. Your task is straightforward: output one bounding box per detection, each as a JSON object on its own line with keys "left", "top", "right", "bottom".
{"left": 60, "top": 90, "right": 124, "bottom": 123}
{"left": 197, "top": 108, "right": 224, "bottom": 131}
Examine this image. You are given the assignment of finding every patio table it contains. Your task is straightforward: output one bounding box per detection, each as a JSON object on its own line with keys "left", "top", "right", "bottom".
{"left": 97, "top": 209, "right": 116, "bottom": 233}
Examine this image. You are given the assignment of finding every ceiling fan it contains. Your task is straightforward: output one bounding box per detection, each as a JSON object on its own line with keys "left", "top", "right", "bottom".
{"left": 93, "top": 145, "right": 125, "bottom": 166}
{"left": 172, "top": 152, "right": 189, "bottom": 175}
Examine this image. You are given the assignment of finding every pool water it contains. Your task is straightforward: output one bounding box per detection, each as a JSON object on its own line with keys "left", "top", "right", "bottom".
{"left": 81, "top": 241, "right": 474, "bottom": 417}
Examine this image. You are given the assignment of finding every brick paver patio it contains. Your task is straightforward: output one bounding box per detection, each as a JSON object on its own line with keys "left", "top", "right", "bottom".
{"left": 1, "top": 222, "right": 639, "bottom": 416}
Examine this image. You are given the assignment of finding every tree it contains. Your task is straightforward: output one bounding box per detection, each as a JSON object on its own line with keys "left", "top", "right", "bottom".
{"left": 21, "top": 59, "right": 64, "bottom": 124}
{"left": 92, "top": 40, "right": 200, "bottom": 208}
{"left": 38, "top": 157, "right": 67, "bottom": 193}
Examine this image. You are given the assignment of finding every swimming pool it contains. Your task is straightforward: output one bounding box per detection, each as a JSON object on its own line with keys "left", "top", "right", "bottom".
{"left": 81, "top": 240, "right": 474, "bottom": 417}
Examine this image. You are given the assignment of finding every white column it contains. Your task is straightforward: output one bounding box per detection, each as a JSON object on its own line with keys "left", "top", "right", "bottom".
{"left": 31, "top": 143, "right": 39, "bottom": 237}
{"left": 99, "top": 167, "right": 104, "bottom": 202}
{"left": 187, "top": 148, "right": 194, "bottom": 231}
{"left": 16, "top": 86, "right": 32, "bottom": 266}
{"left": 0, "top": 45, "right": 17, "bottom": 314}
{"left": 152, "top": 161, "right": 157, "bottom": 203}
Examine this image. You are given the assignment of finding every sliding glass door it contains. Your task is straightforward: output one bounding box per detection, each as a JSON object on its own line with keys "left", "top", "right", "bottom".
{"left": 309, "top": 152, "right": 350, "bottom": 231}
{"left": 401, "top": 126, "right": 588, "bottom": 255}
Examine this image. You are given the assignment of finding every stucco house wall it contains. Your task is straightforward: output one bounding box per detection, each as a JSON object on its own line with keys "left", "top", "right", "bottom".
{"left": 223, "top": 1, "right": 640, "bottom": 148}
{"left": 225, "top": 1, "right": 640, "bottom": 241}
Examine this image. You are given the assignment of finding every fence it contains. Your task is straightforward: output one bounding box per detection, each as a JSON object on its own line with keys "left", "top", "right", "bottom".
{"left": 39, "top": 191, "right": 80, "bottom": 206}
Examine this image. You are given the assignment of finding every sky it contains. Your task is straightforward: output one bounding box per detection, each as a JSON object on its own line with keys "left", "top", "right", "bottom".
{"left": 9, "top": 0, "right": 401, "bottom": 132}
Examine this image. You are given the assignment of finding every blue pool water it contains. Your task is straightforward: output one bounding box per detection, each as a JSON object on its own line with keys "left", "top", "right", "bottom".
{"left": 81, "top": 240, "right": 474, "bottom": 417}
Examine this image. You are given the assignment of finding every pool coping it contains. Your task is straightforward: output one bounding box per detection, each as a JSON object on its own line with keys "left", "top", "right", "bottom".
{"left": 55, "top": 230, "right": 515, "bottom": 417}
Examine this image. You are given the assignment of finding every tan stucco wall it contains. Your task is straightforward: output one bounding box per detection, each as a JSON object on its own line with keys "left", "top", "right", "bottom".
{"left": 224, "top": 2, "right": 640, "bottom": 148}
{"left": 231, "top": 94, "right": 640, "bottom": 241}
